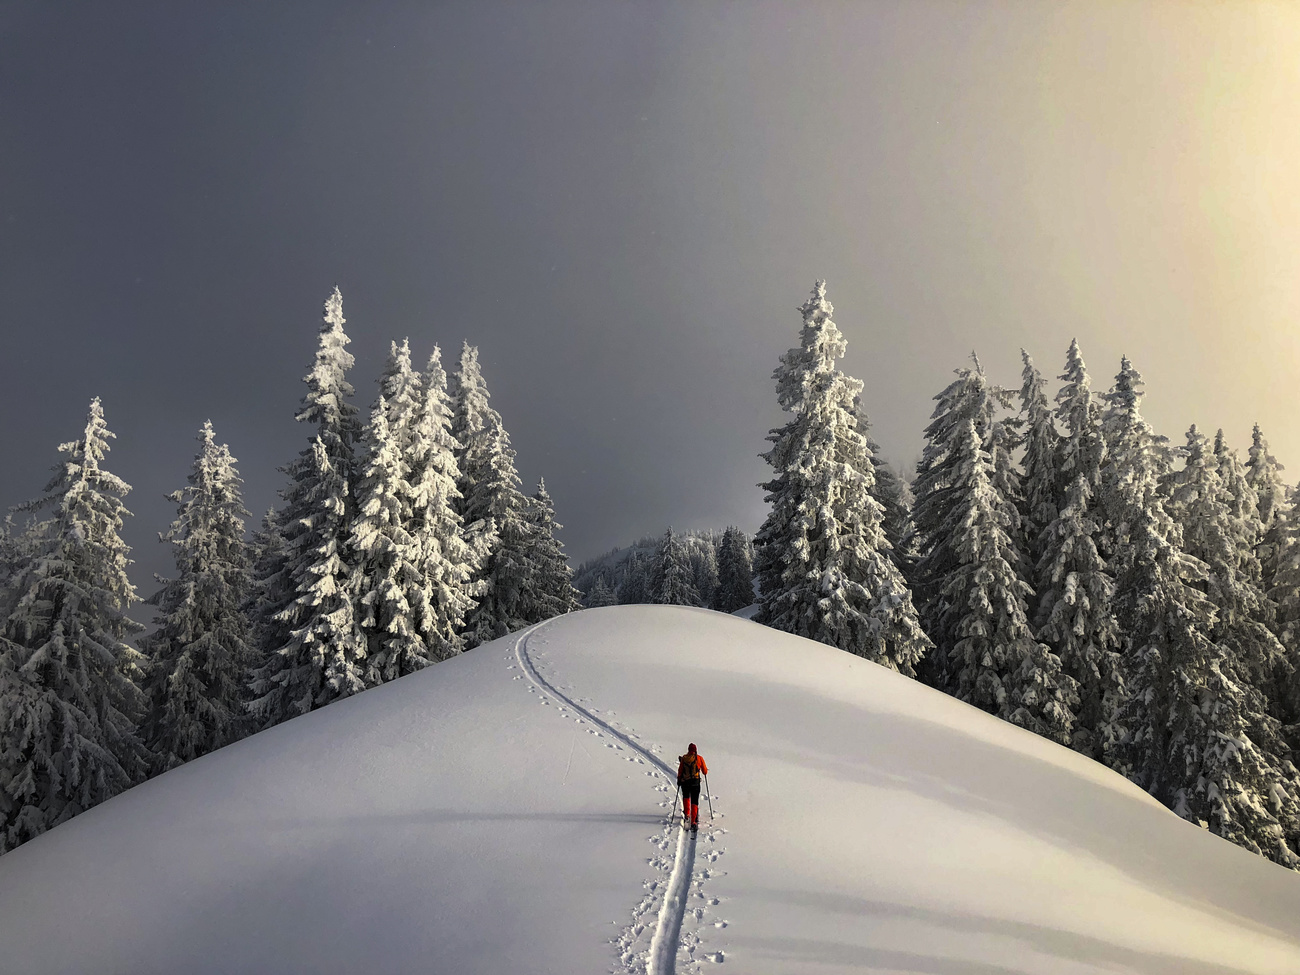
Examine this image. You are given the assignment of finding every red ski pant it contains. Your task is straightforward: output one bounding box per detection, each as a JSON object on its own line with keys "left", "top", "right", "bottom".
{"left": 681, "top": 780, "right": 701, "bottom": 824}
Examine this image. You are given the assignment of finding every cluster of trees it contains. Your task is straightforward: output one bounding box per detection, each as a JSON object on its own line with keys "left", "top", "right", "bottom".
{"left": 0, "top": 287, "right": 578, "bottom": 853}
{"left": 576, "top": 526, "right": 754, "bottom": 613}
{"left": 756, "top": 280, "right": 1300, "bottom": 869}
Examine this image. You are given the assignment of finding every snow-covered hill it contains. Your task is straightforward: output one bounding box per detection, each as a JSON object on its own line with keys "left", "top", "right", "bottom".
{"left": 2, "top": 607, "right": 1299, "bottom": 974}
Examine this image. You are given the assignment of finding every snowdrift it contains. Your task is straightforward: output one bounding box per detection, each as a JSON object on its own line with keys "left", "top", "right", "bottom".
{"left": 2, "top": 606, "right": 1299, "bottom": 974}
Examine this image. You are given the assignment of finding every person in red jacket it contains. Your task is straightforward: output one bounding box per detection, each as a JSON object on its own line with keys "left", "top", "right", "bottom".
{"left": 676, "top": 743, "right": 708, "bottom": 831}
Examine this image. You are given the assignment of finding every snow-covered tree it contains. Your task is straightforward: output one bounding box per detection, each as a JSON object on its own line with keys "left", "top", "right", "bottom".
{"left": 618, "top": 551, "right": 649, "bottom": 605}
{"left": 407, "top": 347, "right": 484, "bottom": 663}
{"left": 910, "top": 355, "right": 1013, "bottom": 689}
{"left": 932, "top": 420, "right": 1077, "bottom": 740}
{"left": 523, "top": 479, "right": 579, "bottom": 622}
{"left": 248, "top": 288, "right": 367, "bottom": 727}
{"left": 854, "top": 398, "right": 915, "bottom": 573}
{"left": 452, "top": 343, "right": 532, "bottom": 647}
{"left": 350, "top": 339, "right": 476, "bottom": 684}
{"left": 755, "top": 282, "right": 930, "bottom": 675}
{"left": 1247, "top": 424, "right": 1290, "bottom": 590}
{"left": 0, "top": 398, "right": 148, "bottom": 851}
{"left": 1034, "top": 341, "right": 1119, "bottom": 758}
{"left": 584, "top": 575, "right": 617, "bottom": 608}
{"left": 1106, "top": 382, "right": 1299, "bottom": 864}
{"left": 140, "top": 423, "right": 255, "bottom": 774}
{"left": 713, "top": 526, "right": 755, "bottom": 613}
{"left": 690, "top": 540, "right": 720, "bottom": 609}
{"left": 649, "top": 527, "right": 701, "bottom": 607}
{"left": 1017, "top": 351, "right": 1058, "bottom": 592}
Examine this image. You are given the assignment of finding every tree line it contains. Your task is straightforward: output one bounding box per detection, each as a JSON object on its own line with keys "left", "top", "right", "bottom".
{"left": 752, "top": 280, "right": 1300, "bottom": 869}
{"left": 0, "top": 287, "right": 578, "bottom": 853}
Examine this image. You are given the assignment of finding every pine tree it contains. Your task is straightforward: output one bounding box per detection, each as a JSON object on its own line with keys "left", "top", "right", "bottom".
{"left": 0, "top": 399, "right": 148, "bottom": 851}
{"left": 1247, "top": 424, "right": 1290, "bottom": 592}
{"left": 523, "top": 479, "right": 579, "bottom": 622}
{"left": 854, "top": 398, "right": 916, "bottom": 573}
{"left": 755, "top": 282, "right": 930, "bottom": 674}
{"left": 1017, "top": 350, "right": 1058, "bottom": 596}
{"left": 452, "top": 343, "right": 533, "bottom": 647}
{"left": 408, "top": 347, "right": 483, "bottom": 662}
{"left": 932, "top": 420, "right": 1077, "bottom": 739}
{"left": 140, "top": 423, "right": 255, "bottom": 773}
{"left": 911, "top": 355, "right": 1013, "bottom": 689}
{"left": 248, "top": 288, "right": 367, "bottom": 728}
{"left": 690, "top": 539, "right": 720, "bottom": 609}
{"left": 617, "top": 551, "right": 649, "bottom": 605}
{"left": 649, "top": 527, "right": 701, "bottom": 607}
{"left": 584, "top": 575, "right": 617, "bottom": 608}
{"left": 1107, "top": 383, "right": 1299, "bottom": 865}
{"left": 1035, "top": 340, "right": 1117, "bottom": 758}
{"left": 713, "top": 526, "right": 755, "bottom": 613}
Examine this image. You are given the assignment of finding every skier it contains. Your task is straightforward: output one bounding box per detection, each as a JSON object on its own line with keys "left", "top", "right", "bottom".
{"left": 676, "top": 743, "right": 708, "bottom": 831}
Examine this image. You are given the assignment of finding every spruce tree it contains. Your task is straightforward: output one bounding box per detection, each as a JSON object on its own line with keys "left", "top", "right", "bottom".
{"left": 714, "top": 526, "right": 755, "bottom": 613}
{"left": 452, "top": 343, "right": 533, "bottom": 647}
{"left": 584, "top": 575, "right": 618, "bottom": 608}
{"left": 408, "top": 347, "right": 483, "bottom": 662}
{"left": 690, "top": 538, "right": 720, "bottom": 609}
{"left": 617, "top": 551, "right": 649, "bottom": 605}
{"left": 248, "top": 288, "right": 367, "bottom": 727}
{"left": 647, "top": 527, "right": 700, "bottom": 606}
{"left": 755, "top": 282, "right": 930, "bottom": 675}
{"left": 1035, "top": 340, "right": 1118, "bottom": 758}
{"left": 1247, "top": 424, "right": 1290, "bottom": 592}
{"left": 911, "top": 355, "right": 1013, "bottom": 689}
{"left": 523, "top": 478, "right": 579, "bottom": 622}
{"left": 140, "top": 422, "right": 255, "bottom": 773}
{"left": 0, "top": 398, "right": 148, "bottom": 851}
{"left": 1106, "top": 380, "right": 1299, "bottom": 865}
{"left": 934, "top": 420, "right": 1077, "bottom": 740}
{"left": 1017, "top": 350, "right": 1058, "bottom": 596}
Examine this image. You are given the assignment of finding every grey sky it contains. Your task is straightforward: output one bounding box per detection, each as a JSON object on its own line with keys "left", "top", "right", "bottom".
{"left": 3, "top": 1, "right": 1299, "bottom": 593}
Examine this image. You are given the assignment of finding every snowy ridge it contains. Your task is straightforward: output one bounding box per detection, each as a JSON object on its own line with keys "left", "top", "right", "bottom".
{"left": 514, "top": 622, "right": 715, "bottom": 973}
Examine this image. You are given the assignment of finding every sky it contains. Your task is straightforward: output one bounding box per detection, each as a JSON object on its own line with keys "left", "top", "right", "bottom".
{"left": 3, "top": 0, "right": 1299, "bottom": 594}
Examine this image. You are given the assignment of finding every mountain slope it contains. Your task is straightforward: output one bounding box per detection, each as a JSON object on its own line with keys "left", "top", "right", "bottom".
{"left": 1, "top": 606, "right": 1299, "bottom": 974}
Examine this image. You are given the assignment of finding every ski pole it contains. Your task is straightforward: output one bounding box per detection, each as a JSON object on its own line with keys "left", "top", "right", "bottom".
{"left": 704, "top": 774, "right": 714, "bottom": 820}
{"left": 668, "top": 781, "right": 681, "bottom": 825}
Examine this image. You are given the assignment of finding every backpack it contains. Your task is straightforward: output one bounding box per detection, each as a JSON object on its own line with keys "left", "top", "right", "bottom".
{"left": 679, "top": 753, "right": 699, "bottom": 781}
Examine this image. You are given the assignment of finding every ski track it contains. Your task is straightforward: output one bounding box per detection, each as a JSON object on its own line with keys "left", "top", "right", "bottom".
{"left": 511, "top": 624, "right": 725, "bottom": 973}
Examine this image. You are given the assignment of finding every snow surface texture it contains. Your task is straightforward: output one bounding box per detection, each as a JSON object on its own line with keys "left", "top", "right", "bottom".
{"left": 2, "top": 606, "right": 1300, "bottom": 973}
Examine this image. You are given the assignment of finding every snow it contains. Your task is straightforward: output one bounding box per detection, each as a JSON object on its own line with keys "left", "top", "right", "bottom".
{"left": 2, "top": 606, "right": 1300, "bottom": 974}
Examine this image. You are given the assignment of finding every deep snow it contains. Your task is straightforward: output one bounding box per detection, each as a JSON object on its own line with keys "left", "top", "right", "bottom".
{"left": 2, "top": 606, "right": 1300, "bottom": 974}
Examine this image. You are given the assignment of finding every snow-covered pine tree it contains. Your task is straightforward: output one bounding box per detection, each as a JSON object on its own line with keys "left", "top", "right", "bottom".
{"left": 618, "top": 551, "right": 649, "bottom": 605}
{"left": 140, "top": 422, "right": 255, "bottom": 774}
{"left": 350, "top": 394, "right": 426, "bottom": 684}
{"left": 1035, "top": 340, "right": 1118, "bottom": 758}
{"left": 1016, "top": 350, "right": 1058, "bottom": 597}
{"left": 690, "top": 539, "right": 720, "bottom": 609}
{"left": 933, "top": 420, "right": 1077, "bottom": 740}
{"left": 1107, "top": 388, "right": 1299, "bottom": 865}
{"left": 853, "top": 397, "right": 916, "bottom": 573}
{"left": 248, "top": 288, "right": 367, "bottom": 728}
{"left": 451, "top": 342, "right": 533, "bottom": 647}
{"left": 754, "top": 282, "right": 931, "bottom": 675}
{"left": 713, "top": 526, "right": 755, "bottom": 613}
{"left": 0, "top": 398, "right": 148, "bottom": 851}
{"left": 1247, "top": 424, "right": 1290, "bottom": 591}
{"left": 407, "top": 346, "right": 483, "bottom": 663}
{"left": 1268, "top": 492, "right": 1300, "bottom": 756}
{"left": 523, "top": 478, "right": 579, "bottom": 623}
{"left": 649, "top": 527, "right": 701, "bottom": 607}
{"left": 910, "top": 355, "right": 1013, "bottom": 690}
{"left": 350, "top": 339, "right": 473, "bottom": 684}
{"left": 584, "top": 575, "right": 618, "bottom": 608}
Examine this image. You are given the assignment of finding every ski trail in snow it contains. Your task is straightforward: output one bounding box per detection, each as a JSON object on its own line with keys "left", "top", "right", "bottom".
{"left": 647, "top": 826, "right": 695, "bottom": 975}
{"left": 513, "top": 624, "right": 713, "bottom": 974}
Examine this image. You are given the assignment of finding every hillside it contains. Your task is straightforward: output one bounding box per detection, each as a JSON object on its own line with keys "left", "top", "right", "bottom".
{"left": 1, "top": 607, "right": 1298, "bottom": 974}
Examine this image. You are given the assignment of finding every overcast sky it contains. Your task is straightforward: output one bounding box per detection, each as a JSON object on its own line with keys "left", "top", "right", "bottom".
{"left": 3, "top": 1, "right": 1299, "bottom": 593}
